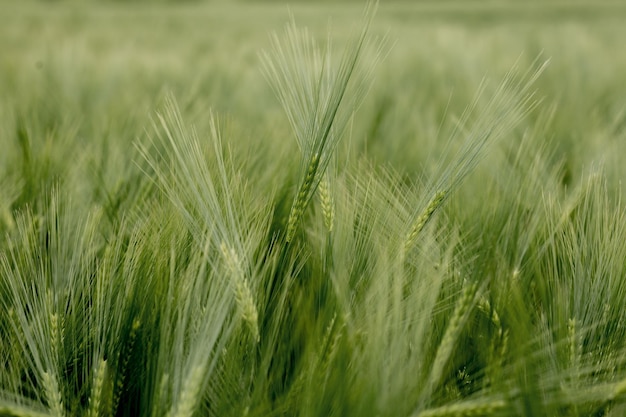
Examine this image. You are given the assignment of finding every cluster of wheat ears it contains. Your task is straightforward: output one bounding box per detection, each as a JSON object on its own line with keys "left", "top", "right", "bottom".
{"left": 2, "top": 2, "right": 626, "bottom": 417}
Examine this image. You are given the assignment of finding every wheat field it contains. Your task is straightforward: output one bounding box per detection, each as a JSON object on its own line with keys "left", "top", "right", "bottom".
{"left": 2, "top": 1, "right": 626, "bottom": 416}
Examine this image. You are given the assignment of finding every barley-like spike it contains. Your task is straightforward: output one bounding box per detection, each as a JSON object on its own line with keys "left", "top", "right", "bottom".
{"left": 42, "top": 371, "right": 64, "bottom": 417}
{"left": 426, "top": 282, "right": 478, "bottom": 398}
{"left": 220, "top": 242, "right": 259, "bottom": 342}
{"left": 87, "top": 359, "right": 107, "bottom": 417}
{"left": 318, "top": 313, "right": 344, "bottom": 379}
{"left": 319, "top": 313, "right": 337, "bottom": 358}
{"left": 478, "top": 297, "right": 502, "bottom": 338}
{"left": 171, "top": 365, "right": 204, "bottom": 417}
{"left": 568, "top": 318, "right": 582, "bottom": 386}
{"left": 111, "top": 319, "right": 140, "bottom": 414}
{"left": 286, "top": 152, "right": 321, "bottom": 242}
{"left": 405, "top": 190, "right": 446, "bottom": 252}
{"left": 318, "top": 173, "right": 334, "bottom": 232}
{"left": 321, "top": 322, "right": 343, "bottom": 380}
{"left": 236, "top": 277, "right": 259, "bottom": 342}
{"left": 568, "top": 318, "right": 581, "bottom": 366}
{"left": 49, "top": 313, "right": 61, "bottom": 363}
{"left": 490, "top": 328, "right": 509, "bottom": 382}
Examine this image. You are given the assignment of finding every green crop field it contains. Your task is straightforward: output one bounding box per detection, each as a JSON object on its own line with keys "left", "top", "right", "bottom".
{"left": 2, "top": 1, "right": 626, "bottom": 416}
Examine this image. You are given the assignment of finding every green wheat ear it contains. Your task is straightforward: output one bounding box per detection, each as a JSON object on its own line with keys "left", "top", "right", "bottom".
{"left": 220, "top": 241, "right": 259, "bottom": 342}
{"left": 286, "top": 152, "right": 320, "bottom": 242}
{"left": 404, "top": 190, "right": 447, "bottom": 253}
{"left": 42, "top": 371, "right": 64, "bottom": 417}
{"left": 318, "top": 172, "right": 335, "bottom": 233}
{"left": 87, "top": 359, "right": 107, "bottom": 417}
{"left": 261, "top": 1, "right": 385, "bottom": 242}
{"left": 424, "top": 282, "right": 479, "bottom": 402}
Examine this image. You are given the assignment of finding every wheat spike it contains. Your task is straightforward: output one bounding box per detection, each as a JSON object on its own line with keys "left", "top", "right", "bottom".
{"left": 426, "top": 282, "right": 478, "bottom": 398}
{"left": 405, "top": 190, "right": 446, "bottom": 253}
{"left": 49, "top": 313, "right": 63, "bottom": 362}
{"left": 42, "top": 371, "right": 64, "bottom": 417}
{"left": 87, "top": 359, "right": 107, "bottom": 417}
{"left": 220, "top": 242, "right": 259, "bottom": 342}
{"left": 478, "top": 297, "right": 502, "bottom": 339}
{"left": 318, "top": 173, "right": 334, "bottom": 232}
{"left": 110, "top": 318, "right": 140, "bottom": 415}
{"left": 286, "top": 152, "right": 320, "bottom": 242}
{"left": 171, "top": 365, "right": 204, "bottom": 417}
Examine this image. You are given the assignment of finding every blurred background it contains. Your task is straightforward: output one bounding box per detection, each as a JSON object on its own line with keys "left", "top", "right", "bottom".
{"left": 1, "top": 0, "right": 625, "bottom": 193}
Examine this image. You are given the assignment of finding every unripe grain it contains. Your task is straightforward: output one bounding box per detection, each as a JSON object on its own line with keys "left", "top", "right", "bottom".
{"left": 220, "top": 242, "right": 259, "bottom": 342}
{"left": 171, "top": 365, "right": 204, "bottom": 417}
{"left": 88, "top": 359, "right": 107, "bottom": 417}
{"left": 427, "top": 282, "right": 478, "bottom": 396}
{"left": 405, "top": 190, "right": 446, "bottom": 253}
{"left": 318, "top": 173, "right": 334, "bottom": 232}
{"left": 287, "top": 152, "right": 320, "bottom": 242}
{"left": 42, "top": 371, "right": 64, "bottom": 417}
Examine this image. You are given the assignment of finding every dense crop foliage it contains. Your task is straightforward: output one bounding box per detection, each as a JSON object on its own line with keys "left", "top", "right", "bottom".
{"left": 2, "top": 1, "right": 626, "bottom": 416}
